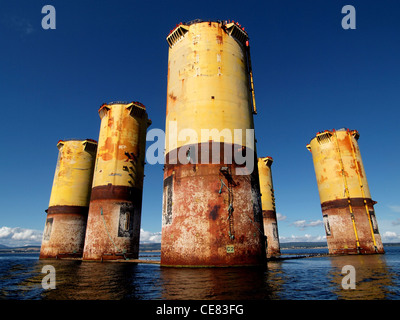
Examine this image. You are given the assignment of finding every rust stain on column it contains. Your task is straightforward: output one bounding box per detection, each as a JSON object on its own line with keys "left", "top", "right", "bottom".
{"left": 307, "top": 128, "right": 384, "bottom": 255}
{"left": 82, "top": 101, "right": 151, "bottom": 261}
{"left": 40, "top": 139, "right": 97, "bottom": 259}
{"left": 161, "top": 20, "right": 266, "bottom": 267}
{"left": 258, "top": 157, "right": 281, "bottom": 258}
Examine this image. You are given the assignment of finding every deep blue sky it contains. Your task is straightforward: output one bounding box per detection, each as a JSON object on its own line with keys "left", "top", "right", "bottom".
{"left": 1, "top": 0, "right": 399, "bottom": 246}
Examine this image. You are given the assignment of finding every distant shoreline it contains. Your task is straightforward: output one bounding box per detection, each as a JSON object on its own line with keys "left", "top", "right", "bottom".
{"left": 0, "top": 250, "right": 40, "bottom": 254}
{"left": 1, "top": 242, "right": 399, "bottom": 255}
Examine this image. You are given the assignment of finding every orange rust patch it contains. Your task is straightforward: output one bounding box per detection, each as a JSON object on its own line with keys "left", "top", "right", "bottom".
{"left": 99, "top": 137, "right": 114, "bottom": 161}
{"left": 357, "top": 161, "right": 364, "bottom": 178}
{"left": 108, "top": 115, "right": 115, "bottom": 129}
{"left": 318, "top": 175, "right": 328, "bottom": 184}
{"left": 168, "top": 92, "right": 177, "bottom": 101}
{"left": 349, "top": 160, "right": 357, "bottom": 171}
{"left": 339, "top": 134, "right": 352, "bottom": 152}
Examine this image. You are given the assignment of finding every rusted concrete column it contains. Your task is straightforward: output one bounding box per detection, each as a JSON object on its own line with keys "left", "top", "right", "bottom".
{"left": 307, "top": 128, "right": 384, "bottom": 254}
{"left": 40, "top": 139, "right": 97, "bottom": 259}
{"left": 161, "top": 20, "right": 266, "bottom": 267}
{"left": 258, "top": 157, "right": 281, "bottom": 258}
{"left": 83, "top": 102, "right": 151, "bottom": 261}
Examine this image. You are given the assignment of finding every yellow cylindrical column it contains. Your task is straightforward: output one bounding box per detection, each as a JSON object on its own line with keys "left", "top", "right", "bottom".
{"left": 39, "top": 139, "right": 97, "bottom": 259}
{"left": 83, "top": 101, "right": 151, "bottom": 261}
{"left": 307, "top": 128, "right": 384, "bottom": 254}
{"left": 161, "top": 20, "right": 265, "bottom": 267}
{"left": 165, "top": 21, "right": 255, "bottom": 154}
{"left": 258, "top": 157, "right": 280, "bottom": 258}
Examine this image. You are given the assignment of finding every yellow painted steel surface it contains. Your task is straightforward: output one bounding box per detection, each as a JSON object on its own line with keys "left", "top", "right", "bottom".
{"left": 92, "top": 102, "right": 151, "bottom": 189}
{"left": 165, "top": 21, "right": 254, "bottom": 153}
{"left": 257, "top": 157, "right": 275, "bottom": 212}
{"left": 258, "top": 156, "right": 280, "bottom": 257}
{"left": 306, "top": 129, "right": 371, "bottom": 204}
{"left": 48, "top": 139, "right": 97, "bottom": 207}
{"left": 161, "top": 21, "right": 265, "bottom": 266}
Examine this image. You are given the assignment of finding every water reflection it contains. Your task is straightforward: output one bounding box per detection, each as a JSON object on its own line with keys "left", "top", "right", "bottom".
{"left": 159, "top": 266, "right": 278, "bottom": 300}
{"left": 268, "top": 258, "right": 339, "bottom": 299}
{"left": 15, "top": 260, "right": 159, "bottom": 300}
{"left": 40, "top": 261, "right": 159, "bottom": 300}
{"left": 2, "top": 247, "right": 399, "bottom": 300}
{"left": 329, "top": 254, "right": 396, "bottom": 300}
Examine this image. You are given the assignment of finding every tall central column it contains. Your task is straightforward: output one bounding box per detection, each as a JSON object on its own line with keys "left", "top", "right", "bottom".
{"left": 161, "top": 20, "right": 266, "bottom": 267}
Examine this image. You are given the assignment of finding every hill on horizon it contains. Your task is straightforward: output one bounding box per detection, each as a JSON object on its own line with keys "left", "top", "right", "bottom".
{"left": 280, "top": 242, "right": 327, "bottom": 248}
{"left": 0, "top": 244, "right": 41, "bottom": 250}
{"left": 138, "top": 242, "right": 330, "bottom": 251}
{"left": 1, "top": 242, "right": 399, "bottom": 252}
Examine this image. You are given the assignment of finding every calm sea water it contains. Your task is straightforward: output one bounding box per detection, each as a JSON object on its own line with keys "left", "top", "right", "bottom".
{"left": 1, "top": 246, "right": 399, "bottom": 300}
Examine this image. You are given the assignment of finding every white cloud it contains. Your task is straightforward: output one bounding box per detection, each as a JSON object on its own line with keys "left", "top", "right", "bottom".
{"left": 293, "top": 220, "right": 306, "bottom": 228}
{"left": 140, "top": 229, "right": 161, "bottom": 243}
{"left": 392, "top": 218, "right": 400, "bottom": 226}
{"left": 388, "top": 205, "right": 400, "bottom": 213}
{"left": 0, "top": 226, "right": 162, "bottom": 247}
{"left": 382, "top": 231, "right": 400, "bottom": 242}
{"left": 309, "top": 220, "right": 324, "bottom": 227}
{"left": 0, "top": 226, "right": 43, "bottom": 247}
{"left": 276, "top": 212, "right": 286, "bottom": 221}
{"left": 0, "top": 226, "right": 12, "bottom": 238}
{"left": 1, "top": 15, "right": 35, "bottom": 36}
{"left": 279, "top": 234, "right": 326, "bottom": 243}
{"left": 292, "top": 219, "right": 323, "bottom": 230}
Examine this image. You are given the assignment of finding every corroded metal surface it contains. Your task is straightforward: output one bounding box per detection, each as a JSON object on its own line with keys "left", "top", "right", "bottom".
{"left": 39, "top": 210, "right": 88, "bottom": 259}
{"left": 92, "top": 102, "right": 151, "bottom": 190}
{"left": 307, "top": 128, "right": 384, "bottom": 254}
{"left": 322, "top": 203, "right": 384, "bottom": 254}
{"left": 40, "top": 140, "right": 97, "bottom": 259}
{"left": 258, "top": 157, "right": 281, "bottom": 258}
{"left": 262, "top": 210, "right": 280, "bottom": 258}
{"left": 162, "top": 21, "right": 264, "bottom": 267}
{"left": 90, "top": 185, "right": 140, "bottom": 201}
{"left": 82, "top": 197, "right": 142, "bottom": 261}
{"left": 307, "top": 129, "right": 370, "bottom": 202}
{"left": 83, "top": 102, "right": 150, "bottom": 261}
{"left": 161, "top": 143, "right": 266, "bottom": 267}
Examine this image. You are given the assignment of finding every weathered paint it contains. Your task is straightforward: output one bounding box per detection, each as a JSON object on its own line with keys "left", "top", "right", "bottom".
{"left": 165, "top": 21, "right": 255, "bottom": 154}
{"left": 307, "top": 128, "right": 384, "bottom": 254}
{"left": 258, "top": 157, "right": 281, "bottom": 258}
{"left": 161, "top": 143, "right": 265, "bottom": 266}
{"left": 39, "top": 139, "right": 97, "bottom": 259}
{"left": 82, "top": 102, "right": 151, "bottom": 261}
{"left": 92, "top": 102, "right": 149, "bottom": 189}
{"left": 321, "top": 198, "right": 383, "bottom": 254}
{"left": 161, "top": 21, "right": 266, "bottom": 267}
{"left": 48, "top": 140, "right": 97, "bottom": 207}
